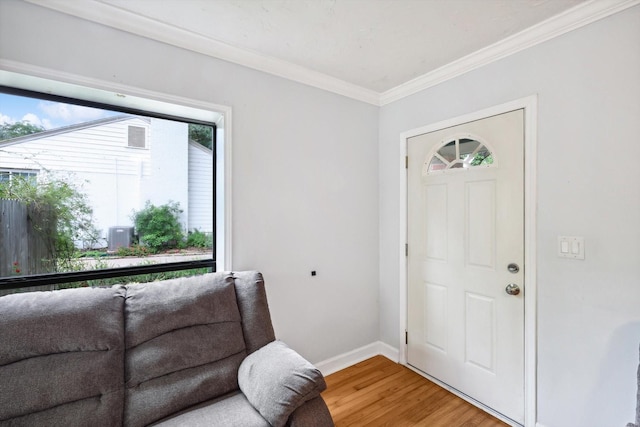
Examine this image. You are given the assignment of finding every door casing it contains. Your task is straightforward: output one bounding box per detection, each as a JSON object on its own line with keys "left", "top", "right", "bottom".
{"left": 398, "top": 96, "right": 537, "bottom": 427}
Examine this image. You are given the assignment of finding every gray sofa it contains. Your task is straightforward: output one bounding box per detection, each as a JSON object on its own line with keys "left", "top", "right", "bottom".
{"left": 0, "top": 271, "right": 334, "bottom": 427}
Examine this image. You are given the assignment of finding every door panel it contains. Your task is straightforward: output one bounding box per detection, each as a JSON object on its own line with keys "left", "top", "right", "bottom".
{"left": 424, "top": 282, "right": 447, "bottom": 352}
{"left": 424, "top": 184, "right": 448, "bottom": 261}
{"left": 465, "top": 291, "right": 495, "bottom": 372}
{"left": 407, "top": 110, "right": 524, "bottom": 424}
{"left": 466, "top": 180, "right": 496, "bottom": 269}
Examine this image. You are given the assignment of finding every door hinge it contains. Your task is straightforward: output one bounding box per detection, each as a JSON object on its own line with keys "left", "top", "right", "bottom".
{"left": 405, "top": 243, "right": 408, "bottom": 257}
{"left": 405, "top": 156, "right": 408, "bottom": 169}
{"left": 405, "top": 330, "right": 408, "bottom": 345}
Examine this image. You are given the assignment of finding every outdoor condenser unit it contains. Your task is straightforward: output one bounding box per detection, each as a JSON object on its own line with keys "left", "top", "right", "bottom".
{"left": 108, "top": 226, "right": 135, "bottom": 251}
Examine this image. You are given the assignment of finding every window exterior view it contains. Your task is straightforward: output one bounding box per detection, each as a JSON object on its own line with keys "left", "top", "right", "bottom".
{"left": 0, "top": 91, "right": 216, "bottom": 293}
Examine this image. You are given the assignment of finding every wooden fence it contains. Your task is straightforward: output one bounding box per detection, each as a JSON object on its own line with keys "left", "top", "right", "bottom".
{"left": 0, "top": 199, "right": 56, "bottom": 295}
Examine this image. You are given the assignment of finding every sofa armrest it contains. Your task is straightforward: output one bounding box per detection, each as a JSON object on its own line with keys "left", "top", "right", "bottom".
{"left": 238, "top": 340, "right": 328, "bottom": 427}
{"left": 286, "top": 396, "right": 334, "bottom": 427}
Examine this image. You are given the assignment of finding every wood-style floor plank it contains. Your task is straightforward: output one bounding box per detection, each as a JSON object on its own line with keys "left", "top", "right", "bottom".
{"left": 322, "top": 355, "right": 509, "bottom": 427}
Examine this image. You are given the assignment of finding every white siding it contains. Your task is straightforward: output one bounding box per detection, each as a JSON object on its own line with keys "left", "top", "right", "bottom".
{"left": 1, "top": 117, "right": 151, "bottom": 175}
{"left": 139, "top": 118, "right": 189, "bottom": 230}
{"left": 188, "top": 141, "right": 213, "bottom": 233}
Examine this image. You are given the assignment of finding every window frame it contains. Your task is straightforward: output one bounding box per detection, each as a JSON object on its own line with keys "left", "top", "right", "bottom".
{"left": 0, "top": 85, "right": 217, "bottom": 292}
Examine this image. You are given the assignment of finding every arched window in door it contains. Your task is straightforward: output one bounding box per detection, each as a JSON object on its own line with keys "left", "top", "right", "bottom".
{"left": 425, "top": 135, "right": 494, "bottom": 174}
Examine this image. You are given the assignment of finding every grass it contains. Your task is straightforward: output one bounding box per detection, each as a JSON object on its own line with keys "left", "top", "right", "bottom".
{"left": 56, "top": 266, "right": 212, "bottom": 290}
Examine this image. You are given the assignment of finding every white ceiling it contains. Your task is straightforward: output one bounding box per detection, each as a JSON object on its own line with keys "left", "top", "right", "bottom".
{"left": 100, "top": 0, "right": 585, "bottom": 92}
{"left": 25, "top": 0, "right": 638, "bottom": 104}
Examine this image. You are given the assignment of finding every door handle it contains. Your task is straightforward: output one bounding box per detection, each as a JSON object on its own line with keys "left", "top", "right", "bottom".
{"left": 505, "top": 284, "right": 520, "bottom": 296}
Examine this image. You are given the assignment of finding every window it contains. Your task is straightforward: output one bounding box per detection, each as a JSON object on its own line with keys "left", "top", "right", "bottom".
{"left": 0, "top": 84, "right": 219, "bottom": 295}
{"left": 426, "top": 136, "right": 494, "bottom": 173}
{"left": 0, "top": 168, "right": 38, "bottom": 183}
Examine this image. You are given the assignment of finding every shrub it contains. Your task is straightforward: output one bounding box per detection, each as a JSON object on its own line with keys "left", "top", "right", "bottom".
{"left": 116, "top": 244, "right": 152, "bottom": 257}
{"left": 186, "top": 229, "right": 213, "bottom": 248}
{"left": 132, "top": 201, "right": 184, "bottom": 253}
{"left": 0, "top": 172, "right": 100, "bottom": 272}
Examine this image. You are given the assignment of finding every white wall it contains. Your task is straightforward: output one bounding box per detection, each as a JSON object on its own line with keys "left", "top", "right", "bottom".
{"left": 379, "top": 6, "right": 640, "bottom": 427}
{"left": 0, "top": 0, "right": 380, "bottom": 364}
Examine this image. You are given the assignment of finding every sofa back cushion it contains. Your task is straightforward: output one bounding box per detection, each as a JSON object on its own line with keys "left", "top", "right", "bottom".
{"left": 232, "top": 271, "right": 276, "bottom": 354}
{"left": 123, "top": 272, "right": 247, "bottom": 427}
{"left": 0, "top": 286, "right": 126, "bottom": 426}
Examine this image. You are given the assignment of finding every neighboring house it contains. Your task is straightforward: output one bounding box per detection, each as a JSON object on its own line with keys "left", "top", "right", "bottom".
{"left": 0, "top": 115, "right": 213, "bottom": 248}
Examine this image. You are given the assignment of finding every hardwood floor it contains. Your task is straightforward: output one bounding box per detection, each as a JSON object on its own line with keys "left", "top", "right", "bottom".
{"left": 322, "top": 355, "right": 509, "bottom": 427}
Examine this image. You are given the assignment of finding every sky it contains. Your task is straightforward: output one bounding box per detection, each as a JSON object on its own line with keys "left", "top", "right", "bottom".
{"left": 0, "top": 92, "right": 119, "bottom": 131}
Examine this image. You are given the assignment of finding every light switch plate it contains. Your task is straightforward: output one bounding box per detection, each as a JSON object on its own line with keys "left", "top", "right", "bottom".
{"left": 558, "top": 236, "right": 585, "bottom": 259}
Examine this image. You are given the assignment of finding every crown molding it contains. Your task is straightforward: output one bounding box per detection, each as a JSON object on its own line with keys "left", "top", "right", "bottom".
{"left": 23, "top": 0, "right": 640, "bottom": 107}
{"left": 379, "top": 0, "right": 640, "bottom": 105}
{"left": 22, "top": 0, "right": 381, "bottom": 106}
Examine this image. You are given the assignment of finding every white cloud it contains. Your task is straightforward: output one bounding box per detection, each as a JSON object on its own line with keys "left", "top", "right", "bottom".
{"left": 22, "top": 113, "right": 53, "bottom": 130}
{"left": 0, "top": 113, "right": 14, "bottom": 125}
{"left": 39, "top": 101, "right": 107, "bottom": 125}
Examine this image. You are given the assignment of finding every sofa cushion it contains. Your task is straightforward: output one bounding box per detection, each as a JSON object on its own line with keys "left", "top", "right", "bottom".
{"left": 233, "top": 271, "right": 276, "bottom": 354}
{"left": 152, "top": 391, "right": 270, "bottom": 427}
{"left": 123, "top": 272, "right": 247, "bottom": 427}
{"left": 238, "top": 340, "right": 327, "bottom": 427}
{"left": 0, "top": 286, "right": 125, "bottom": 426}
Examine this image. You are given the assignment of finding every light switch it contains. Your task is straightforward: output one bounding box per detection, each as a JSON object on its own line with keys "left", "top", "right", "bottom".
{"left": 571, "top": 240, "right": 580, "bottom": 255}
{"left": 558, "top": 236, "right": 585, "bottom": 260}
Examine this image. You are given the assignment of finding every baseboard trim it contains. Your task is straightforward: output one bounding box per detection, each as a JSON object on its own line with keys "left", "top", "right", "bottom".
{"left": 315, "top": 341, "right": 399, "bottom": 376}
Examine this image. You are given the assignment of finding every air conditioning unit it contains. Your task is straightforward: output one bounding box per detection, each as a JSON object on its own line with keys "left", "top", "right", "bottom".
{"left": 108, "top": 226, "right": 135, "bottom": 252}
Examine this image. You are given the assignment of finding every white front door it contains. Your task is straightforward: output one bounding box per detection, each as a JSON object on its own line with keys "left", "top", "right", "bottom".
{"left": 407, "top": 109, "right": 524, "bottom": 424}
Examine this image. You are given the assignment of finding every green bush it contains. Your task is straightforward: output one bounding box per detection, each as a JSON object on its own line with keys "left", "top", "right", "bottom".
{"left": 116, "top": 244, "right": 152, "bottom": 257}
{"left": 0, "top": 172, "right": 100, "bottom": 272}
{"left": 132, "top": 201, "right": 184, "bottom": 253}
{"left": 186, "top": 229, "right": 213, "bottom": 248}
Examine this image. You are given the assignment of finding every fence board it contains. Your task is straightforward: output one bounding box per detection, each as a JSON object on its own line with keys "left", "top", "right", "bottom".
{"left": 0, "top": 199, "right": 56, "bottom": 295}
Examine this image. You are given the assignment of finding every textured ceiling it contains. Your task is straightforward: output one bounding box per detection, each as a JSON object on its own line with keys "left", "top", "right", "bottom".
{"left": 100, "top": 0, "right": 586, "bottom": 92}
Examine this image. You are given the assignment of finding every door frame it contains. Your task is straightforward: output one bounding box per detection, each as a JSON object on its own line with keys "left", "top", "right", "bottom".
{"left": 398, "top": 96, "right": 537, "bottom": 426}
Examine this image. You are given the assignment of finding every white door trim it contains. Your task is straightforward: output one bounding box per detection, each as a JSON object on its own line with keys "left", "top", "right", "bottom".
{"left": 398, "top": 95, "right": 537, "bottom": 426}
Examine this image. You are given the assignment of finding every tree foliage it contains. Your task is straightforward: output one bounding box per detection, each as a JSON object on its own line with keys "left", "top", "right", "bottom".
{"left": 132, "top": 201, "right": 184, "bottom": 252}
{"left": 0, "top": 172, "right": 100, "bottom": 271}
{"left": 188, "top": 124, "right": 214, "bottom": 149}
{"left": 0, "top": 121, "right": 45, "bottom": 141}
{"left": 470, "top": 152, "right": 494, "bottom": 166}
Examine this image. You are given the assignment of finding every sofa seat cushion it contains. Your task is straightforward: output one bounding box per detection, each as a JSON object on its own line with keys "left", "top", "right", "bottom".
{"left": 123, "top": 272, "right": 247, "bottom": 427}
{"left": 238, "top": 340, "right": 327, "bottom": 427}
{"left": 152, "top": 392, "right": 270, "bottom": 427}
{"left": 0, "top": 287, "right": 126, "bottom": 426}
